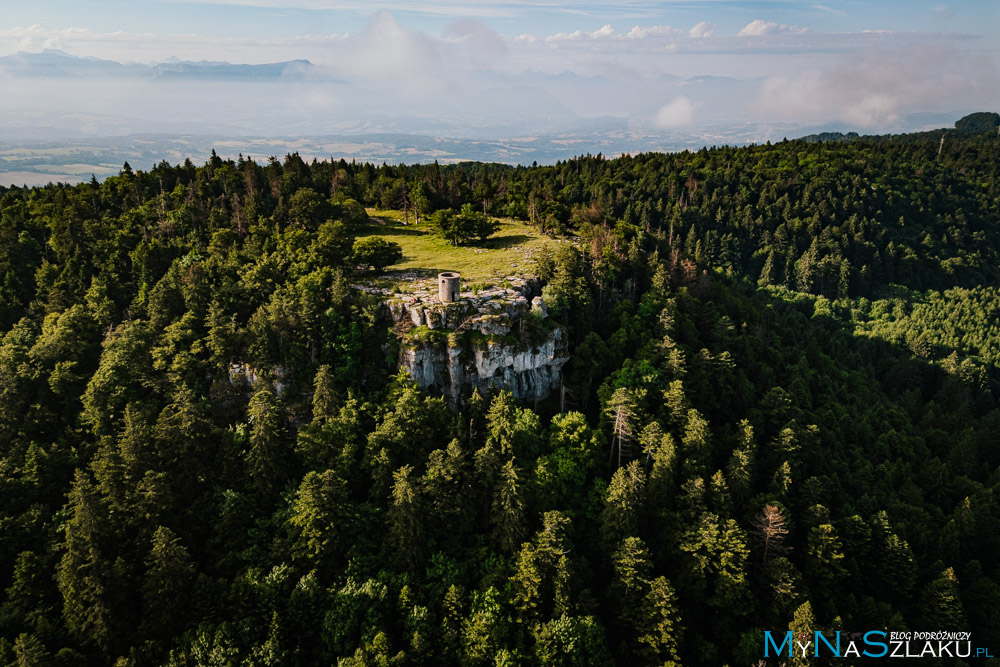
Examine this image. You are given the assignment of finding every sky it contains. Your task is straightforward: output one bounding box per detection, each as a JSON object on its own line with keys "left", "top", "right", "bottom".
{"left": 1, "top": 0, "right": 999, "bottom": 145}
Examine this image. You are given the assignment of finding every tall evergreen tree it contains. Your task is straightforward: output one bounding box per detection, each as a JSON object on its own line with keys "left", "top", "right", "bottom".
{"left": 246, "top": 385, "right": 289, "bottom": 497}
{"left": 142, "top": 526, "right": 195, "bottom": 642}
{"left": 490, "top": 458, "right": 526, "bottom": 555}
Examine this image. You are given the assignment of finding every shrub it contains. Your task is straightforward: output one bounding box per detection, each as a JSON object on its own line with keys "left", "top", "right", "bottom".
{"left": 353, "top": 237, "right": 403, "bottom": 272}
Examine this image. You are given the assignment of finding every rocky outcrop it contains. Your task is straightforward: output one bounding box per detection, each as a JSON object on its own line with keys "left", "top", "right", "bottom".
{"left": 401, "top": 327, "right": 569, "bottom": 405}
{"left": 382, "top": 277, "right": 569, "bottom": 404}
{"left": 228, "top": 362, "right": 289, "bottom": 397}
{"left": 385, "top": 278, "right": 539, "bottom": 333}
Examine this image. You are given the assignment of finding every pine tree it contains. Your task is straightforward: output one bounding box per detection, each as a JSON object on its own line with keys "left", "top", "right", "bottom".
{"left": 919, "top": 567, "right": 966, "bottom": 629}
{"left": 770, "top": 460, "right": 792, "bottom": 497}
{"left": 205, "top": 299, "right": 238, "bottom": 367}
{"left": 680, "top": 408, "right": 710, "bottom": 477}
{"left": 483, "top": 390, "right": 541, "bottom": 460}
{"left": 762, "top": 556, "right": 804, "bottom": 618}
{"left": 289, "top": 469, "right": 350, "bottom": 566}
{"left": 637, "top": 576, "right": 683, "bottom": 665}
{"left": 466, "top": 388, "right": 486, "bottom": 448}
{"left": 708, "top": 469, "right": 731, "bottom": 516}
{"left": 490, "top": 458, "right": 525, "bottom": 555}
{"left": 117, "top": 403, "right": 153, "bottom": 490}
{"left": 870, "top": 511, "right": 916, "bottom": 600}
{"left": 805, "top": 523, "right": 846, "bottom": 602}
{"left": 388, "top": 465, "right": 424, "bottom": 569}
{"left": 56, "top": 470, "right": 125, "bottom": 654}
{"left": 725, "top": 420, "right": 755, "bottom": 505}
{"left": 246, "top": 385, "right": 288, "bottom": 497}
{"left": 758, "top": 249, "right": 778, "bottom": 286}
{"left": 439, "top": 584, "right": 465, "bottom": 663}
{"left": 12, "top": 633, "right": 52, "bottom": 667}
{"left": 532, "top": 615, "right": 613, "bottom": 667}
{"left": 311, "top": 364, "right": 338, "bottom": 422}
{"left": 286, "top": 572, "right": 326, "bottom": 658}
{"left": 367, "top": 380, "right": 450, "bottom": 468}
{"left": 154, "top": 384, "right": 212, "bottom": 500}
{"left": 422, "top": 439, "right": 472, "bottom": 547}
{"left": 142, "top": 526, "right": 195, "bottom": 641}
{"left": 645, "top": 428, "right": 676, "bottom": 510}
{"left": 609, "top": 536, "right": 652, "bottom": 632}
{"left": 247, "top": 611, "right": 287, "bottom": 666}
{"left": 600, "top": 460, "right": 646, "bottom": 551}
{"left": 662, "top": 381, "right": 689, "bottom": 427}
{"left": 679, "top": 512, "right": 751, "bottom": 612}
{"left": 461, "top": 587, "right": 508, "bottom": 665}
{"left": 510, "top": 511, "right": 574, "bottom": 621}
{"left": 2, "top": 551, "right": 55, "bottom": 637}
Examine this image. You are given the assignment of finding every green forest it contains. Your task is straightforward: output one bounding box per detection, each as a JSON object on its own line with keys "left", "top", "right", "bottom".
{"left": 1, "top": 123, "right": 999, "bottom": 666}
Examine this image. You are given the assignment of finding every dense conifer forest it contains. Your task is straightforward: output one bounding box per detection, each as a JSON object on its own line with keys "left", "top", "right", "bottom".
{"left": 1, "top": 126, "right": 999, "bottom": 665}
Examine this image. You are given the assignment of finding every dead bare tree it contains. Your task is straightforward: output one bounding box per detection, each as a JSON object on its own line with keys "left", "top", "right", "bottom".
{"left": 605, "top": 387, "right": 638, "bottom": 470}
{"left": 753, "top": 503, "right": 791, "bottom": 565}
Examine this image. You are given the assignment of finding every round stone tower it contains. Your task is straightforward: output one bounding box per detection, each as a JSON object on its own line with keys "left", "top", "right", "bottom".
{"left": 438, "top": 272, "right": 460, "bottom": 303}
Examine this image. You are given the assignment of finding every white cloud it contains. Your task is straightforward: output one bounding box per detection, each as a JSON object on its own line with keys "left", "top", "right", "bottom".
{"left": 442, "top": 19, "right": 508, "bottom": 71}
{"left": 543, "top": 23, "right": 685, "bottom": 44}
{"left": 545, "top": 24, "right": 616, "bottom": 42}
{"left": 343, "top": 11, "right": 446, "bottom": 95}
{"left": 626, "top": 25, "right": 682, "bottom": 39}
{"left": 739, "top": 19, "right": 807, "bottom": 37}
{"left": 757, "top": 44, "right": 999, "bottom": 129}
{"left": 592, "top": 24, "right": 615, "bottom": 39}
{"left": 654, "top": 96, "right": 695, "bottom": 129}
{"left": 689, "top": 21, "right": 716, "bottom": 39}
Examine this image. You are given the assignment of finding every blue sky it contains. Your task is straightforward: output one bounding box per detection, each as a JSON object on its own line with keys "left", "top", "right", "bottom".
{"left": 1, "top": 1, "right": 998, "bottom": 140}
{"left": 2, "top": 1, "right": 996, "bottom": 38}
{"left": 3, "top": 0, "right": 996, "bottom": 63}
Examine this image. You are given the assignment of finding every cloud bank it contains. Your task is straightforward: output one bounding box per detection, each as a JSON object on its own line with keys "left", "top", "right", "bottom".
{"left": 1, "top": 10, "right": 998, "bottom": 144}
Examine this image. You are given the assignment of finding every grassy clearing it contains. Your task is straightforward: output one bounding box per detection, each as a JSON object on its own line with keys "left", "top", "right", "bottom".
{"left": 357, "top": 209, "right": 568, "bottom": 284}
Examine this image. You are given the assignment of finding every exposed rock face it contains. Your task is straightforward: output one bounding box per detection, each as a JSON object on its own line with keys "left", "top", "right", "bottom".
{"left": 228, "top": 362, "right": 289, "bottom": 397}
{"left": 383, "top": 277, "right": 569, "bottom": 404}
{"left": 401, "top": 328, "right": 568, "bottom": 405}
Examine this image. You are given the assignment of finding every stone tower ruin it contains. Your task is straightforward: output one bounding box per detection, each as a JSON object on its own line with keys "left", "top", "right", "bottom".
{"left": 438, "top": 272, "right": 460, "bottom": 303}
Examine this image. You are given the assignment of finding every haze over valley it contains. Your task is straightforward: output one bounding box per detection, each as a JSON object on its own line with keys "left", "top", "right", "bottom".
{"left": 2, "top": 2, "right": 998, "bottom": 184}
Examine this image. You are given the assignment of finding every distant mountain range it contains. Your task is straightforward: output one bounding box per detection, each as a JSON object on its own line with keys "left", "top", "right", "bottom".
{"left": 0, "top": 49, "right": 315, "bottom": 81}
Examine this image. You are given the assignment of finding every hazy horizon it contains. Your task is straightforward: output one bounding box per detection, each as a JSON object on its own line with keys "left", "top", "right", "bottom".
{"left": 2, "top": 0, "right": 999, "bottom": 184}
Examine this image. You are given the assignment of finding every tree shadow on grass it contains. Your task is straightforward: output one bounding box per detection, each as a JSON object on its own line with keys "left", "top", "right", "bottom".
{"left": 361, "top": 224, "right": 428, "bottom": 238}
{"left": 380, "top": 267, "right": 441, "bottom": 280}
{"left": 478, "top": 233, "right": 531, "bottom": 250}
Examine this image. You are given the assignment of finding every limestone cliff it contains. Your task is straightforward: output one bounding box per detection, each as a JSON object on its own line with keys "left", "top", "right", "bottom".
{"left": 382, "top": 278, "right": 569, "bottom": 405}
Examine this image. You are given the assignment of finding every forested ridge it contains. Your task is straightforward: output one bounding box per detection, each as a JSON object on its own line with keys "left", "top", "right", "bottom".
{"left": 1, "top": 128, "right": 999, "bottom": 666}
